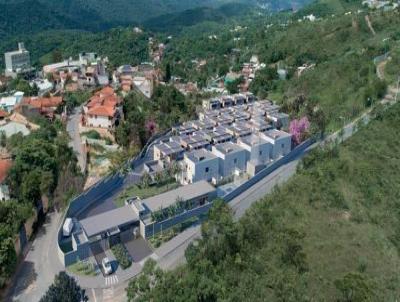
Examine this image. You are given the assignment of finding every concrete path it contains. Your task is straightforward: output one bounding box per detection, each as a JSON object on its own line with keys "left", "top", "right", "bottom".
{"left": 4, "top": 211, "right": 64, "bottom": 302}
{"left": 67, "top": 106, "right": 86, "bottom": 173}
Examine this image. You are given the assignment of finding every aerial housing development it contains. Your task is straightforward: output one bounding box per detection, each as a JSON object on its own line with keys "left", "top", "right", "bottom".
{"left": 57, "top": 91, "right": 296, "bottom": 276}
{"left": 1, "top": 0, "right": 399, "bottom": 301}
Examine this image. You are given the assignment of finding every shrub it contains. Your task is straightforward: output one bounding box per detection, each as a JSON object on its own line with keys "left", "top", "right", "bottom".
{"left": 111, "top": 244, "right": 132, "bottom": 269}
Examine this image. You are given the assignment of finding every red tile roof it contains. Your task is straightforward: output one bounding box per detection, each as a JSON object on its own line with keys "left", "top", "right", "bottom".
{"left": 0, "top": 110, "right": 9, "bottom": 118}
{"left": 22, "top": 97, "right": 63, "bottom": 109}
{"left": 87, "top": 106, "right": 116, "bottom": 117}
{"left": 0, "top": 159, "right": 12, "bottom": 183}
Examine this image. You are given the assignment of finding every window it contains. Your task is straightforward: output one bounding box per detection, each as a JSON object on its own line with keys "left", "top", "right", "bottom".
{"left": 259, "top": 150, "right": 262, "bottom": 156}
{"left": 234, "top": 158, "right": 237, "bottom": 164}
{"left": 205, "top": 167, "right": 209, "bottom": 173}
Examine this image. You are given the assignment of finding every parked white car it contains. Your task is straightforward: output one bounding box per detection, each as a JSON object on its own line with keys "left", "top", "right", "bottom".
{"left": 102, "top": 257, "right": 113, "bottom": 275}
{"left": 62, "top": 218, "right": 74, "bottom": 237}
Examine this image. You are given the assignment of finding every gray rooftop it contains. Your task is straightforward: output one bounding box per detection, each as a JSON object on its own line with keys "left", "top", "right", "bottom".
{"left": 238, "top": 133, "right": 269, "bottom": 147}
{"left": 185, "top": 148, "right": 217, "bottom": 163}
{"left": 142, "top": 180, "right": 216, "bottom": 212}
{"left": 213, "top": 142, "right": 245, "bottom": 155}
{"left": 80, "top": 205, "right": 139, "bottom": 238}
{"left": 155, "top": 141, "right": 183, "bottom": 156}
{"left": 262, "top": 129, "right": 292, "bottom": 140}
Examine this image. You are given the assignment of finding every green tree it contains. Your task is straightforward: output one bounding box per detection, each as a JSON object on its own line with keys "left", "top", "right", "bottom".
{"left": 40, "top": 272, "right": 86, "bottom": 302}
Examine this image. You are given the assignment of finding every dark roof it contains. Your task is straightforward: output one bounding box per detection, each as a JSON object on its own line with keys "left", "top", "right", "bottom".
{"left": 142, "top": 181, "right": 216, "bottom": 212}
{"left": 80, "top": 205, "right": 139, "bottom": 238}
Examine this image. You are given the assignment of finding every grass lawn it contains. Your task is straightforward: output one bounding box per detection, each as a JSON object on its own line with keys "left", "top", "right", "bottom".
{"left": 67, "top": 261, "right": 98, "bottom": 277}
{"left": 115, "top": 180, "right": 180, "bottom": 207}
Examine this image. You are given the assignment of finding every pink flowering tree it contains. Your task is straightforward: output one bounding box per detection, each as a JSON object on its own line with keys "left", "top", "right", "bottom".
{"left": 289, "top": 116, "right": 310, "bottom": 145}
{"left": 145, "top": 119, "right": 158, "bottom": 136}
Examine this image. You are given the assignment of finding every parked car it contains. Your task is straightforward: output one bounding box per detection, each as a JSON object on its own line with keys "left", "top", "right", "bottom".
{"left": 63, "top": 218, "right": 74, "bottom": 237}
{"left": 102, "top": 257, "right": 113, "bottom": 275}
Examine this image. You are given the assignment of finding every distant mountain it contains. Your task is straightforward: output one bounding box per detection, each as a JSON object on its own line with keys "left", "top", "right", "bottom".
{"left": 143, "top": 3, "right": 254, "bottom": 33}
{"left": 0, "top": 0, "right": 314, "bottom": 39}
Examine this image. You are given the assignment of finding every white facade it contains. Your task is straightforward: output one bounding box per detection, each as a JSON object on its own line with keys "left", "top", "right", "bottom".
{"left": 237, "top": 134, "right": 273, "bottom": 164}
{"left": 5, "top": 43, "right": 31, "bottom": 75}
{"left": 212, "top": 142, "right": 247, "bottom": 178}
{"left": 260, "top": 130, "right": 292, "bottom": 159}
{"left": 86, "top": 115, "right": 115, "bottom": 129}
{"left": 0, "top": 184, "right": 10, "bottom": 201}
{"left": 180, "top": 149, "right": 219, "bottom": 185}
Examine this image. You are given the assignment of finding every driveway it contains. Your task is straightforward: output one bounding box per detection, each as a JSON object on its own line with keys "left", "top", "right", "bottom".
{"left": 123, "top": 237, "right": 153, "bottom": 263}
{"left": 4, "top": 211, "right": 64, "bottom": 302}
{"left": 67, "top": 106, "right": 86, "bottom": 173}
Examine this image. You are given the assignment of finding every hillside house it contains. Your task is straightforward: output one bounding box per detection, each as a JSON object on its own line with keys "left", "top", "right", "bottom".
{"left": 83, "top": 87, "right": 122, "bottom": 129}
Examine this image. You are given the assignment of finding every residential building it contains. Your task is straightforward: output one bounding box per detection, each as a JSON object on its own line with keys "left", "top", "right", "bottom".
{"left": 202, "top": 98, "right": 221, "bottom": 110}
{"left": 212, "top": 142, "right": 247, "bottom": 179}
{"left": 133, "top": 76, "right": 153, "bottom": 98}
{"left": 179, "top": 149, "right": 219, "bottom": 185}
{"left": 172, "top": 124, "right": 196, "bottom": 136}
{"left": 20, "top": 96, "right": 63, "bottom": 119}
{"left": 204, "top": 126, "right": 233, "bottom": 144}
{"left": 226, "top": 121, "right": 252, "bottom": 138}
{"left": 83, "top": 87, "right": 122, "bottom": 129}
{"left": 237, "top": 133, "right": 273, "bottom": 165}
{"left": 139, "top": 181, "right": 216, "bottom": 218}
{"left": 260, "top": 129, "right": 292, "bottom": 159}
{"left": 4, "top": 43, "right": 31, "bottom": 78}
{"left": 266, "top": 112, "right": 290, "bottom": 129}
{"left": 176, "top": 133, "right": 210, "bottom": 151}
{"left": 0, "top": 91, "right": 24, "bottom": 112}
{"left": 30, "top": 79, "right": 53, "bottom": 96}
{"left": 0, "top": 159, "right": 11, "bottom": 201}
{"left": 153, "top": 141, "right": 184, "bottom": 162}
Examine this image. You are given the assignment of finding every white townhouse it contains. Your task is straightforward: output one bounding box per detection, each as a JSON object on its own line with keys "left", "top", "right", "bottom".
{"left": 212, "top": 142, "right": 247, "bottom": 179}
{"left": 260, "top": 129, "right": 292, "bottom": 159}
{"left": 178, "top": 149, "right": 219, "bottom": 185}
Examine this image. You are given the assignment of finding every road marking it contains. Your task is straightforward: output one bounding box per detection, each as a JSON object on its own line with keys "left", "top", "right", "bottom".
{"left": 91, "top": 288, "right": 98, "bottom": 302}
{"left": 103, "top": 287, "right": 114, "bottom": 300}
{"left": 105, "top": 275, "right": 119, "bottom": 286}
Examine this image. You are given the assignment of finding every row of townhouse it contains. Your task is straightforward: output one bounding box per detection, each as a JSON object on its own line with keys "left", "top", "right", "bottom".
{"left": 199, "top": 97, "right": 289, "bottom": 130}
{"left": 153, "top": 104, "right": 292, "bottom": 186}
{"left": 175, "top": 130, "right": 291, "bottom": 185}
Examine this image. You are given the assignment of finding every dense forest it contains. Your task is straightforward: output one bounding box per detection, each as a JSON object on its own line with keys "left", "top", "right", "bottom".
{"left": 126, "top": 98, "right": 400, "bottom": 302}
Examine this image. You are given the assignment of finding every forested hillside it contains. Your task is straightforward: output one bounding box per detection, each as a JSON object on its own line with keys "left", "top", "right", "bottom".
{"left": 126, "top": 95, "right": 400, "bottom": 302}
{"left": 162, "top": 4, "right": 399, "bottom": 131}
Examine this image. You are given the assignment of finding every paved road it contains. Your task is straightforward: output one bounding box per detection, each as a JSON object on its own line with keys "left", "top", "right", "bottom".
{"left": 67, "top": 106, "right": 86, "bottom": 173}
{"left": 4, "top": 211, "right": 64, "bottom": 302}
